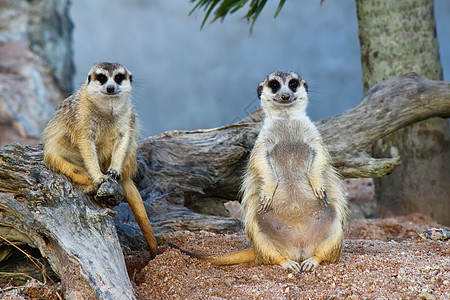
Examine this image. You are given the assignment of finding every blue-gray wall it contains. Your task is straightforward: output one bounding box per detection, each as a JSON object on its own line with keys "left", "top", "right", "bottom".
{"left": 71, "top": 0, "right": 449, "bottom": 137}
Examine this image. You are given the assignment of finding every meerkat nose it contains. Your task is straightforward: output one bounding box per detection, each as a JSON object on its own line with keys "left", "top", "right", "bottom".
{"left": 106, "top": 85, "right": 116, "bottom": 94}
{"left": 281, "top": 94, "right": 291, "bottom": 102}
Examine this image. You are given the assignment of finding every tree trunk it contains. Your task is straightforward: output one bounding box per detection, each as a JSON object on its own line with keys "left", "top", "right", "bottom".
{"left": 356, "top": 0, "right": 450, "bottom": 225}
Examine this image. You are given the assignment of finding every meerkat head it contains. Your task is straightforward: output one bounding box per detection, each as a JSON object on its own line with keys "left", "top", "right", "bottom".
{"left": 86, "top": 62, "right": 132, "bottom": 101}
{"left": 257, "top": 71, "right": 308, "bottom": 116}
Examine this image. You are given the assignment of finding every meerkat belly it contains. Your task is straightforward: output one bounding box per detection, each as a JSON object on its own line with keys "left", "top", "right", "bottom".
{"left": 261, "top": 140, "right": 335, "bottom": 259}
{"left": 257, "top": 206, "right": 336, "bottom": 260}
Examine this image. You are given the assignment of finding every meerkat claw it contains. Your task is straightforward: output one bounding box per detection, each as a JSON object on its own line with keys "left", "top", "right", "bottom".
{"left": 107, "top": 169, "right": 122, "bottom": 181}
{"left": 281, "top": 260, "right": 302, "bottom": 273}
{"left": 314, "top": 187, "right": 328, "bottom": 207}
{"left": 320, "top": 190, "right": 329, "bottom": 206}
{"left": 300, "top": 257, "right": 320, "bottom": 272}
{"left": 258, "top": 194, "right": 272, "bottom": 214}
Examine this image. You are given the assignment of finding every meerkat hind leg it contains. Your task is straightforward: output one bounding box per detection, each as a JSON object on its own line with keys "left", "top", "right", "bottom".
{"left": 300, "top": 256, "right": 320, "bottom": 272}
{"left": 280, "top": 259, "right": 303, "bottom": 273}
{"left": 300, "top": 221, "right": 343, "bottom": 272}
{"left": 47, "top": 153, "right": 99, "bottom": 194}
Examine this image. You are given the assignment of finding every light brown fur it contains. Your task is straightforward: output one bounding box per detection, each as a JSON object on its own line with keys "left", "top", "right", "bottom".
{"left": 43, "top": 62, "right": 158, "bottom": 258}
{"left": 172, "top": 71, "right": 347, "bottom": 272}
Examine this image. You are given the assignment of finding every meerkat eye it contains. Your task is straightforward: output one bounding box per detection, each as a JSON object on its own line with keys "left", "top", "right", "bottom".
{"left": 268, "top": 80, "right": 281, "bottom": 93}
{"left": 115, "top": 73, "right": 125, "bottom": 85}
{"left": 288, "top": 79, "right": 299, "bottom": 92}
{"left": 96, "top": 74, "right": 107, "bottom": 85}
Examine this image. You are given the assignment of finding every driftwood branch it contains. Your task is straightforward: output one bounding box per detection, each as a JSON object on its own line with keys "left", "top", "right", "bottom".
{"left": 0, "top": 73, "right": 448, "bottom": 298}
{"left": 318, "top": 72, "right": 450, "bottom": 177}
{"left": 0, "top": 144, "right": 135, "bottom": 299}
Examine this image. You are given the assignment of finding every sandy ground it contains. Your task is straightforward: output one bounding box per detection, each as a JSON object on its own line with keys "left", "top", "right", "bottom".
{"left": 2, "top": 214, "right": 448, "bottom": 300}
{"left": 132, "top": 213, "right": 449, "bottom": 300}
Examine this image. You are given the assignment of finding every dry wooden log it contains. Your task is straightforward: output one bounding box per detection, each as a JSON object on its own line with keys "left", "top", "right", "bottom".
{"left": 0, "top": 144, "right": 135, "bottom": 299}
{"left": 318, "top": 72, "right": 450, "bottom": 178}
{"left": 0, "top": 73, "right": 448, "bottom": 298}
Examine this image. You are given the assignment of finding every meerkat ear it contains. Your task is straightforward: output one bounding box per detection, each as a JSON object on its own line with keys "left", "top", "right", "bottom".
{"left": 257, "top": 83, "right": 264, "bottom": 99}
{"left": 87, "top": 75, "right": 91, "bottom": 83}
{"left": 129, "top": 74, "right": 133, "bottom": 84}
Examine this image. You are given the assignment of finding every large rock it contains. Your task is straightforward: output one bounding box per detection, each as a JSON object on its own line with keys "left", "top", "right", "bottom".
{"left": 0, "top": 0, "right": 73, "bottom": 138}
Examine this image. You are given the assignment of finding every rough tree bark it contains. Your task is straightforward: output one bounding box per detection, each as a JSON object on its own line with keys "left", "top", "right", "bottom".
{"left": 0, "top": 145, "right": 135, "bottom": 299}
{"left": 0, "top": 73, "right": 449, "bottom": 298}
{"left": 356, "top": 0, "right": 450, "bottom": 225}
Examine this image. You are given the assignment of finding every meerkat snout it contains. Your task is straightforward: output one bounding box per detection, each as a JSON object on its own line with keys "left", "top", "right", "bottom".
{"left": 103, "top": 76, "right": 121, "bottom": 95}
{"left": 280, "top": 92, "right": 292, "bottom": 103}
{"left": 106, "top": 84, "right": 116, "bottom": 94}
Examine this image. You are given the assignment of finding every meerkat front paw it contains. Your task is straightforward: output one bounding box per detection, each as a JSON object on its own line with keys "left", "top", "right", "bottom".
{"left": 106, "top": 169, "right": 122, "bottom": 181}
{"left": 258, "top": 183, "right": 277, "bottom": 214}
{"left": 308, "top": 176, "right": 328, "bottom": 206}
{"left": 258, "top": 191, "right": 273, "bottom": 214}
{"left": 312, "top": 186, "right": 328, "bottom": 207}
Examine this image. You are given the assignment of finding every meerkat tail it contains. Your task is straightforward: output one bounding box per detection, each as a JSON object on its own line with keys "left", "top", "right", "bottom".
{"left": 121, "top": 178, "right": 158, "bottom": 258}
{"left": 204, "top": 249, "right": 256, "bottom": 265}
{"left": 168, "top": 243, "right": 256, "bottom": 266}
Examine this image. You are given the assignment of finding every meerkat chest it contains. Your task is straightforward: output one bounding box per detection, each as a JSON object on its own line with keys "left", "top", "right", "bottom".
{"left": 88, "top": 109, "right": 131, "bottom": 146}
{"left": 90, "top": 116, "right": 129, "bottom": 167}
{"left": 264, "top": 119, "right": 317, "bottom": 176}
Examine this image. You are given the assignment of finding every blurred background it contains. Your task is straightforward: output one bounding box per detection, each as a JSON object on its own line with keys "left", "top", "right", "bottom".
{"left": 71, "top": 0, "right": 450, "bottom": 138}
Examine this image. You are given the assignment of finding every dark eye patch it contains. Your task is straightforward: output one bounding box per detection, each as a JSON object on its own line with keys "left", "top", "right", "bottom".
{"left": 288, "top": 79, "right": 299, "bottom": 92}
{"left": 115, "top": 73, "right": 125, "bottom": 85}
{"left": 268, "top": 79, "right": 281, "bottom": 93}
{"left": 96, "top": 74, "right": 107, "bottom": 85}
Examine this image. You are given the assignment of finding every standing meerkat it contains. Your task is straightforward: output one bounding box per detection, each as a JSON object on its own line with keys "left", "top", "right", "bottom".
{"left": 171, "top": 71, "right": 347, "bottom": 272}
{"left": 43, "top": 62, "right": 158, "bottom": 258}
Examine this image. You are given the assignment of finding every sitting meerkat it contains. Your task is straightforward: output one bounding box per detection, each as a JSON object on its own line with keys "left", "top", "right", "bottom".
{"left": 43, "top": 62, "right": 158, "bottom": 258}
{"left": 170, "top": 71, "right": 347, "bottom": 272}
